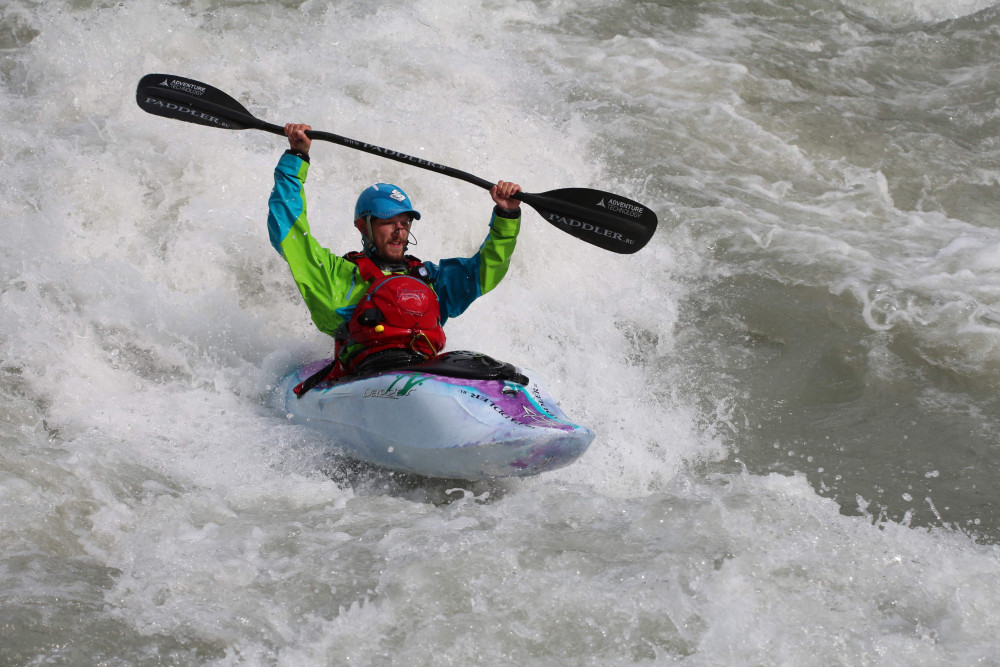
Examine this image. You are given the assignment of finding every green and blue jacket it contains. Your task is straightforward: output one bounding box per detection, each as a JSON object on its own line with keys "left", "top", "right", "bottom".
{"left": 267, "top": 152, "right": 520, "bottom": 339}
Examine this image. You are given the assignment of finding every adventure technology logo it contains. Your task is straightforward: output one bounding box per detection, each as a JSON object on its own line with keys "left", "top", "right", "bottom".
{"left": 597, "top": 197, "right": 645, "bottom": 219}
{"left": 159, "top": 77, "right": 206, "bottom": 97}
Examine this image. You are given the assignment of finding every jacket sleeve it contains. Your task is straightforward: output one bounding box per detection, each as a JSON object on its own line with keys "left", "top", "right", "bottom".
{"left": 267, "top": 152, "right": 366, "bottom": 337}
{"left": 425, "top": 210, "right": 521, "bottom": 324}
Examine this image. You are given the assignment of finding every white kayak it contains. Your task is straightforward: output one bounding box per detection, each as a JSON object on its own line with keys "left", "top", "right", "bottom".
{"left": 275, "top": 351, "right": 595, "bottom": 480}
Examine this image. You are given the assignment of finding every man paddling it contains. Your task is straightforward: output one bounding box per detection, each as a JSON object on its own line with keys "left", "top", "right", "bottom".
{"left": 268, "top": 123, "right": 523, "bottom": 383}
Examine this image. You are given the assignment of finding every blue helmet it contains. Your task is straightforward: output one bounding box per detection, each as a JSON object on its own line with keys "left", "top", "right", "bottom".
{"left": 354, "top": 183, "right": 421, "bottom": 222}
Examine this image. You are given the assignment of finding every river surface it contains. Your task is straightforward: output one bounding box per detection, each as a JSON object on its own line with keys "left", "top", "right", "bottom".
{"left": 3, "top": 0, "right": 1000, "bottom": 663}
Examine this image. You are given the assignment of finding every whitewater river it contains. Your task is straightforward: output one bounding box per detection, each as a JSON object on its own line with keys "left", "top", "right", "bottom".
{"left": 3, "top": 0, "right": 1000, "bottom": 663}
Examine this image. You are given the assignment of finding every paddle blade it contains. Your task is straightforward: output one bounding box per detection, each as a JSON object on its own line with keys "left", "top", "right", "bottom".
{"left": 522, "top": 188, "right": 658, "bottom": 254}
{"left": 135, "top": 73, "right": 255, "bottom": 130}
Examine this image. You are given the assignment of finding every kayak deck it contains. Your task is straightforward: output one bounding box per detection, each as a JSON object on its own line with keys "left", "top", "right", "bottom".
{"left": 276, "top": 352, "right": 595, "bottom": 480}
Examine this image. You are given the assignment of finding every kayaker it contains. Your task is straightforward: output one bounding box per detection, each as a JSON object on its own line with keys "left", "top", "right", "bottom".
{"left": 267, "top": 123, "right": 523, "bottom": 383}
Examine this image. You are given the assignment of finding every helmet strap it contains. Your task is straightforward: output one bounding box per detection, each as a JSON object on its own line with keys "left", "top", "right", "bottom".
{"left": 363, "top": 215, "right": 377, "bottom": 255}
{"left": 364, "top": 215, "right": 374, "bottom": 244}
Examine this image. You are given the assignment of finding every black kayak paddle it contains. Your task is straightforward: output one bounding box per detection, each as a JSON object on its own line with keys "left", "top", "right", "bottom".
{"left": 135, "top": 73, "right": 658, "bottom": 254}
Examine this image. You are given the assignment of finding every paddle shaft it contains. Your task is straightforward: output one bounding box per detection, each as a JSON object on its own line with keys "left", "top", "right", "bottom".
{"left": 152, "top": 86, "right": 498, "bottom": 190}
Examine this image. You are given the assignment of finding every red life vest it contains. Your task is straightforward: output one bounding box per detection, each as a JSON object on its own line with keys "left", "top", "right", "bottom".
{"left": 334, "top": 252, "right": 446, "bottom": 373}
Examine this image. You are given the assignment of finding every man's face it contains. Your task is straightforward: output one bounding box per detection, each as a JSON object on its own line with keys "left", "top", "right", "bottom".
{"left": 357, "top": 213, "right": 412, "bottom": 262}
